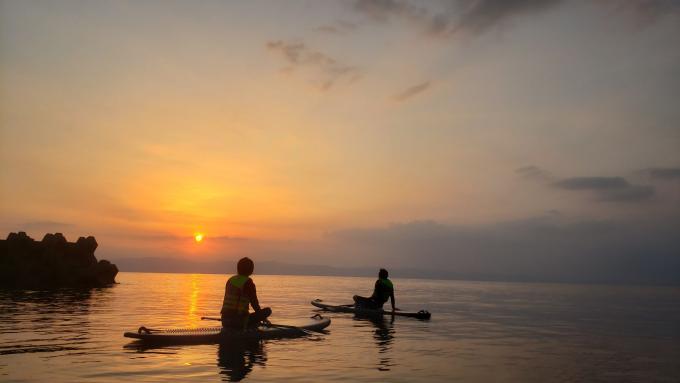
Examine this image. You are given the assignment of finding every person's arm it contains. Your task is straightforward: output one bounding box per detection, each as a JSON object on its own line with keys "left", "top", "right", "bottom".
{"left": 245, "top": 280, "right": 262, "bottom": 312}
{"left": 390, "top": 289, "right": 395, "bottom": 312}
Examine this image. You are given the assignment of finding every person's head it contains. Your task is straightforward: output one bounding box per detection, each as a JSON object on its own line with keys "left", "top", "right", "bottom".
{"left": 237, "top": 257, "right": 254, "bottom": 276}
{"left": 379, "top": 268, "right": 388, "bottom": 279}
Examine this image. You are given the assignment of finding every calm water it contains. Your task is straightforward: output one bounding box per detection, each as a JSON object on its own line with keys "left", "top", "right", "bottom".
{"left": 1, "top": 272, "right": 679, "bottom": 382}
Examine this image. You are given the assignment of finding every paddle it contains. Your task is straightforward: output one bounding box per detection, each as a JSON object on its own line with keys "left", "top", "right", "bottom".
{"left": 200, "top": 316, "right": 315, "bottom": 335}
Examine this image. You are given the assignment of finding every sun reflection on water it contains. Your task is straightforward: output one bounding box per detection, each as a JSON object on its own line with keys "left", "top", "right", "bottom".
{"left": 188, "top": 274, "right": 200, "bottom": 328}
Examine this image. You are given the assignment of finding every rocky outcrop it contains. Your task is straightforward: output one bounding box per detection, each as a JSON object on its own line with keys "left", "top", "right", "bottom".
{"left": 0, "top": 232, "right": 118, "bottom": 288}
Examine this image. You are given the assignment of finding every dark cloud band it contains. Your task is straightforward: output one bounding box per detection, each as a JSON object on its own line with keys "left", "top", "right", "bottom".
{"left": 646, "top": 167, "right": 680, "bottom": 180}
{"left": 553, "top": 176, "right": 654, "bottom": 202}
{"left": 351, "top": 0, "right": 680, "bottom": 37}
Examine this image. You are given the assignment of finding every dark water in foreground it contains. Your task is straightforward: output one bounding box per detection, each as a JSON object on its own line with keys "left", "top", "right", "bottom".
{"left": 1, "top": 272, "right": 679, "bottom": 382}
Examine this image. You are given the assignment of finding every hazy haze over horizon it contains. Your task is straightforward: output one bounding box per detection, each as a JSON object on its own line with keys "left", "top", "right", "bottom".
{"left": 1, "top": 0, "right": 679, "bottom": 284}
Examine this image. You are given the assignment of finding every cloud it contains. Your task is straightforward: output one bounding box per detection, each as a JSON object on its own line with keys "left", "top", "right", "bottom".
{"left": 553, "top": 176, "right": 655, "bottom": 202}
{"left": 20, "top": 221, "right": 75, "bottom": 230}
{"left": 644, "top": 167, "right": 680, "bottom": 180}
{"left": 266, "top": 40, "right": 361, "bottom": 90}
{"left": 354, "top": 0, "right": 429, "bottom": 23}
{"left": 393, "top": 81, "right": 431, "bottom": 101}
{"left": 326, "top": 215, "right": 680, "bottom": 284}
{"left": 314, "top": 20, "right": 358, "bottom": 35}
{"left": 315, "top": 25, "right": 342, "bottom": 34}
{"left": 606, "top": 0, "right": 680, "bottom": 25}
{"left": 448, "top": 0, "right": 564, "bottom": 36}
{"left": 100, "top": 214, "right": 680, "bottom": 285}
{"left": 211, "top": 235, "right": 249, "bottom": 242}
{"left": 597, "top": 185, "right": 655, "bottom": 202}
{"left": 351, "top": 0, "right": 679, "bottom": 38}
{"left": 13, "top": 221, "right": 76, "bottom": 235}
{"left": 352, "top": 0, "right": 564, "bottom": 37}
{"left": 517, "top": 167, "right": 657, "bottom": 203}
{"left": 516, "top": 165, "right": 554, "bottom": 182}
{"left": 109, "top": 232, "right": 250, "bottom": 242}
{"left": 554, "top": 177, "right": 629, "bottom": 190}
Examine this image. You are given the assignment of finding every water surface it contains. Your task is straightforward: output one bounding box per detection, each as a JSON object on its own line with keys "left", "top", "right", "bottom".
{"left": 1, "top": 272, "right": 679, "bottom": 382}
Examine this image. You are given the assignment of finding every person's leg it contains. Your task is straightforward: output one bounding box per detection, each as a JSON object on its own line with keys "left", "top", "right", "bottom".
{"left": 221, "top": 314, "right": 246, "bottom": 330}
{"left": 353, "top": 295, "right": 375, "bottom": 308}
{"left": 247, "top": 307, "right": 272, "bottom": 327}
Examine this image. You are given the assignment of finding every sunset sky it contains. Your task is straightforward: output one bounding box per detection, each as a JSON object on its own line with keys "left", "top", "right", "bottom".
{"left": 1, "top": 1, "right": 679, "bottom": 283}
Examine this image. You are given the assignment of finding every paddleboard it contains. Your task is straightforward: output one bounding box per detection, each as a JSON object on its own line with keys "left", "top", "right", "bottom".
{"left": 311, "top": 299, "right": 431, "bottom": 320}
{"left": 124, "top": 314, "right": 330, "bottom": 344}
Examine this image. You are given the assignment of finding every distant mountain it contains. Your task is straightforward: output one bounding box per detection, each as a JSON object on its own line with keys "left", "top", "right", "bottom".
{"left": 113, "top": 257, "right": 385, "bottom": 277}
{"left": 110, "top": 256, "right": 570, "bottom": 283}
{"left": 113, "top": 257, "right": 362, "bottom": 277}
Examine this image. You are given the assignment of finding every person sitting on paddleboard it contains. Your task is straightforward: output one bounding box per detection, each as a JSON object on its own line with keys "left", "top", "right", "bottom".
{"left": 221, "top": 257, "right": 272, "bottom": 330}
{"left": 353, "top": 268, "right": 396, "bottom": 311}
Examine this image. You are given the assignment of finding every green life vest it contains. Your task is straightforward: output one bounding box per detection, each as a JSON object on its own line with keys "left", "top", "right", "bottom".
{"left": 379, "top": 278, "right": 393, "bottom": 289}
{"left": 221, "top": 275, "right": 251, "bottom": 315}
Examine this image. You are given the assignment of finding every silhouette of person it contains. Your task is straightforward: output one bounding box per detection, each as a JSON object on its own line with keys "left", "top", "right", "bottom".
{"left": 220, "top": 257, "right": 272, "bottom": 330}
{"left": 353, "top": 268, "right": 396, "bottom": 312}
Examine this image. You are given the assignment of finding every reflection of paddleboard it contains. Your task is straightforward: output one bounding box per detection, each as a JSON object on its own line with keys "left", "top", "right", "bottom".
{"left": 124, "top": 315, "right": 330, "bottom": 344}
{"left": 311, "top": 299, "right": 431, "bottom": 320}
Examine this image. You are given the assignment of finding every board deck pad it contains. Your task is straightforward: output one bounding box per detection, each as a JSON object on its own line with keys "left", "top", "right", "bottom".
{"left": 311, "top": 299, "right": 431, "bottom": 320}
{"left": 124, "top": 315, "right": 330, "bottom": 344}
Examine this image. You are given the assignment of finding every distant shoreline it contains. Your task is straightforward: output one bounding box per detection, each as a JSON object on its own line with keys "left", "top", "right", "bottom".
{"left": 111, "top": 258, "right": 680, "bottom": 287}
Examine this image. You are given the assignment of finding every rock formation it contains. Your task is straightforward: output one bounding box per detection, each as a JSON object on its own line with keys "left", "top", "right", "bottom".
{"left": 0, "top": 232, "right": 118, "bottom": 288}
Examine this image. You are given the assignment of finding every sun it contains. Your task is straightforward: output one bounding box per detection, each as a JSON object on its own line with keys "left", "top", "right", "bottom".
{"left": 194, "top": 233, "right": 204, "bottom": 243}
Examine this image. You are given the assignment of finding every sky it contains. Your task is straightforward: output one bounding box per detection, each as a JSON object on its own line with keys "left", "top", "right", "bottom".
{"left": 1, "top": 0, "right": 679, "bottom": 284}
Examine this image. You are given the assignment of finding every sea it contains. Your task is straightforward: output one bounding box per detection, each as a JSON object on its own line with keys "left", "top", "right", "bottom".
{"left": 1, "top": 272, "right": 679, "bottom": 382}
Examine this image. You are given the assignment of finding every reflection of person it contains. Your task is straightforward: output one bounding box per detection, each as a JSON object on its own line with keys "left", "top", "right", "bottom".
{"left": 370, "top": 316, "right": 395, "bottom": 371}
{"left": 221, "top": 257, "right": 272, "bottom": 330}
{"left": 216, "top": 340, "right": 266, "bottom": 382}
{"left": 353, "top": 268, "right": 396, "bottom": 312}
{"left": 350, "top": 315, "right": 395, "bottom": 372}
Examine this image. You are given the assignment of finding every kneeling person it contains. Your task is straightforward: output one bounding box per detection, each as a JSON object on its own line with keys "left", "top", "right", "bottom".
{"left": 221, "top": 257, "right": 272, "bottom": 330}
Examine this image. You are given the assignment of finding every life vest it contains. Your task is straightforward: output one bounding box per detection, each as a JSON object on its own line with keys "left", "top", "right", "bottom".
{"left": 379, "top": 278, "right": 393, "bottom": 290}
{"left": 221, "top": 275, "right": 251, "bottom": 315}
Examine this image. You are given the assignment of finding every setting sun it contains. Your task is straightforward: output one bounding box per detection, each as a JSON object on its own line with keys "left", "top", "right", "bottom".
{"left": 194, "top": 233, "right": 204, "bottom": 243}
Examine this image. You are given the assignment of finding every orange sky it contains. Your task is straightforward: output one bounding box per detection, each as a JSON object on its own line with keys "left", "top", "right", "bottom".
{"left": 1, "top": 1, "right": 679, "bottom": 276}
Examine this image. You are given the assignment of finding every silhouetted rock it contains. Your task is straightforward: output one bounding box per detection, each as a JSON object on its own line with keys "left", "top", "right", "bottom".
{"left": 0, "top": 232, "right": 118, "bottom": 288}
